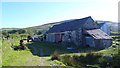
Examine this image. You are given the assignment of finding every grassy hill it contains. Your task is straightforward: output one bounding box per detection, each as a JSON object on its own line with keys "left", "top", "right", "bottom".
{"left": 1, "top": 20, "right": 119, "bottom": 36}
{"left": 23, "top": 20, "right": 120, "bottom": 33}
{"left": 96, "top": 20, "right": 120, "bottom": 32}
{"left": 1, "top": 19, "right": 120, "bottom": 67}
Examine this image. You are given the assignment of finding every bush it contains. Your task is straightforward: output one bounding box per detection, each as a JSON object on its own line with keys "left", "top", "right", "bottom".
{"left": 72, "top": 55, "right": 85, "bottom": 67}
{"left": 60, "top": 55, "right": 71, "bottom": 66}
{"left": 60, "top": 55, "right": 86, "bottom": 68}
{"left": 37, "top": 31, "right": 42, "bottom": 35}
{"left": 13, "top": 45, "right": 26, "bottom": 50}
{"left": 51, "top": 51, "right": 60, "bottom": 61}
{"left": 8, "top": 30, "right": 17, "bottom": 34}
{"left": 78, "top": 52, "right": 102, "bottom": 64}
{"left": 99, "top": 54, "right": 120, "bottom": 68}
{"left": 17, "top": 29, "right": 26, "bottom": 34}
{"left": 60, "top": 53, "right": 103, "bottom": 68}
{"left": 112, "top": 54, "right": 120, "bottom": 67}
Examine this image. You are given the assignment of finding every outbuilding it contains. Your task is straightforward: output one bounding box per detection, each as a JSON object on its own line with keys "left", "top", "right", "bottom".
{"left": 45, "top": 16, "right": 112, "bottom": 49}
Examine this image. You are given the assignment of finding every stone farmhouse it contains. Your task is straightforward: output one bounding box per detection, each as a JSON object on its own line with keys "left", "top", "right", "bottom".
{"left": 45, "top": 16, "right": 112, "bottom": 49}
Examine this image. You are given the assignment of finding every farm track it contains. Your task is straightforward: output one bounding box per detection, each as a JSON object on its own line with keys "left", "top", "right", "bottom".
{"left": 24, "top": 56, "right": 51, "bottom": 66}
{"left": 25, "top": 43, "right": 51, "bottom": 66}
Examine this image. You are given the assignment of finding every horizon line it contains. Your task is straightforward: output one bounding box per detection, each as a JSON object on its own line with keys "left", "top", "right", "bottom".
{"left": 1, "top": 19, "right": 119, "bottom": 29}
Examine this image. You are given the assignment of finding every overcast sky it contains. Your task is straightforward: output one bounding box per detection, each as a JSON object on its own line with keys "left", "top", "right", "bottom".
{"left": 1, "top": 0, "right": 119, "bottom": 28}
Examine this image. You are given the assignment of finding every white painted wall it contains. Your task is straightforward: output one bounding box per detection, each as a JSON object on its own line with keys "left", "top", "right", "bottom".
{"left": 100, "top": 24, "right": 110, "bottom": 35}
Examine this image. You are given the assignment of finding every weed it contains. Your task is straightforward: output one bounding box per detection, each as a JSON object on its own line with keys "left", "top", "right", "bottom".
{"left": 51, "top": 51, "right": 60, "bottom": 61}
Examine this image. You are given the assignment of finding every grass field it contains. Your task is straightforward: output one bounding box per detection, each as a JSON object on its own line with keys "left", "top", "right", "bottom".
{"left": 1, "top": 36, "right": 65, "bottom": 67}
{"left": 1, "top": 34, "right": 120, "bottom": 67}
{"left": 26, "top": 41, "right": 101, "bottom": 57}
{"left": 2, "top": 37, "right": 32, "bottom": 66}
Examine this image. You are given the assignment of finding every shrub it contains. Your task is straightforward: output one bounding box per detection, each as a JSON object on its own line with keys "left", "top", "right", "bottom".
{"left": 112, "top": 54, "right": 120, "bottom": 68}
{"left": 72, "top": 55, "right": 85, "bottom": 67}
{"left": 79, "top": 52, "right": 102, "bottom": 64}
{"left": 60, "top": 55, "right": 71, "bottom": 66}
{"left": 60, "top": 55, "right": 87, "bottom": 68}
{"left": 60, "top": 52, "right": 103, "bottom": 67}
{"left": 99, "top": 57, "right": 110, "bottom": 67}
{"left": 99, "top": 54, "right": 120, "bottom": 68}
{"left": 51, "top": 51, "right": 60, "bottom": 61}
{"left": 13, "top": 45, "right": 26, "bottom": 50}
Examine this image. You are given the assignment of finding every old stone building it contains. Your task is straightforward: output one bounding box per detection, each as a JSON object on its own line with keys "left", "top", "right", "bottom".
{"left": 45, "top": 16, "right": 112, "bottom": 49}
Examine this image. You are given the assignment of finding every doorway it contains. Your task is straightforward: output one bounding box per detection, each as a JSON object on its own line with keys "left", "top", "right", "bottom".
{"left": 55, "top": 34, "right": 61, "bottom": 43}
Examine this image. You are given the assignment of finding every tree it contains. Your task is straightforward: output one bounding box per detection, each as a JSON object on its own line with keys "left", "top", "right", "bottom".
{"left": 8, "top": 30, "right": 17, "bottom": 34}
{"left": 18, "top": 29, "right": 26, "bottom": 34}
{"left": 37, "top": 31, "right": 42, "bottom": 35}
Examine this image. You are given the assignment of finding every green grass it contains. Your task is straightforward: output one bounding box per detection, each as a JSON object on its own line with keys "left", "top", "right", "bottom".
{"left": 59, "top": 42, "right": 119, "bottom": 68}
{"left": 26, "top": 41, "right": 101, "bottom": 57}
{"left": 111, "top": 32, "right": 120, "bottom": 34}
{"left": 0, "top": 40, "right": 2, "bottom": 67}
{"left": 25, "top": 40, "right": 118, "bottom": 59}
{"left": 1, "top": 36, "right": 65, "bottom": 66}
{"left": 111, "top": 36, "right": 120, "bottom": 37}
{"left": 2, "top": 37, "right": 33, "bottom": 66}
{"left": 2, "top": 35, "right": 119, "bottom": 67}
{"left": 97, "top": 42, "right": 119, "bottom": 56}
{"left": 64, "top": 42, "right": 119, "bottom": 56}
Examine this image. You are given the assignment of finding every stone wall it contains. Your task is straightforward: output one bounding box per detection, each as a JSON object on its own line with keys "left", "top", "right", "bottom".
{"left": 46, "top": 29, "right": 83, "bottom": 47}
{"left": 94, "top": 39, "right": 112, "bottom": 49}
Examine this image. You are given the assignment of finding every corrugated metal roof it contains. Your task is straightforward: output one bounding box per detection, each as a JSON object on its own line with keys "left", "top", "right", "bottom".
{"left": 86, "top": 29, "right": 112, "bottom": 39}
{"left": 46, "top": 16, "right": 93, "bottom": 33}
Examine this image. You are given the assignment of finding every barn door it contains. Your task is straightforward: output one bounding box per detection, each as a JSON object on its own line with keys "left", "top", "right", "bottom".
{"left": 85, "top": 37, "right": 95, "bottom": 47}
{"left": 61, "top": 34, "right": 65, "bottom": 42}
{"left": 55, "top": 34, "right": 61, "bottom": 43}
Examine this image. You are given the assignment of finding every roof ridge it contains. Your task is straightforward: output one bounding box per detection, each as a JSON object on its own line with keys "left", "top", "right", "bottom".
{"left": 46, "top": 16, "right": 93, "bottom": 33}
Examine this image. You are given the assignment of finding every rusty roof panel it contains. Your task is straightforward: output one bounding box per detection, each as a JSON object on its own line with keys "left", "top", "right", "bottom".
{"left": 86, "top": 29, "right": 112, "bottom": 39}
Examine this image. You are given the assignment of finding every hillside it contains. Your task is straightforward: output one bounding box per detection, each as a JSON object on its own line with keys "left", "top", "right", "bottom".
{"left": 1, "top": 20, "right": 120, "bottom": 67}
{"left": 1, "top": 20, "right": 119, "bottom": 35}
{"left": 27, "top": 20, "right": 119, "bottom": 33}
{"left": 96, "top": 20, "right": 120, "bottom": 32}
{"left": 24, "top": 19, "right": 77, "bottom": 33}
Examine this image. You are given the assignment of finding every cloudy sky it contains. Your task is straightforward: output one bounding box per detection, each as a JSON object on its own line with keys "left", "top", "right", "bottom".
{"left": 1, "top": 0, "right": 119, "bottom": 28}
